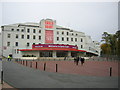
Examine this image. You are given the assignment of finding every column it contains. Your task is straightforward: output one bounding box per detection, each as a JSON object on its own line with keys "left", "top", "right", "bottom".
{"left": 68, "top": 51, "right": 71, "bottom": 57}
{"left": 53, "top": 51, "right": 56, "bottom": 58}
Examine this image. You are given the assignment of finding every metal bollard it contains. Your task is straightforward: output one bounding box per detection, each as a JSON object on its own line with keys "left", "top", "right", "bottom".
{"left": 36, "top": 62, "right": 38, "bottom": 69}
{"left": 56, "top": 64, "right": 58, "bottom": 72}
{"left": 23, "top": 60, "right": 24, "bottom": 65}
{"left": 110, "top": 67, "right": 112, "bottom": 77}
{"left": 30, "top": 62, "right": 32, "bottom": 68}
{"left": 1, "top": 70, "right": 3, "bottom": 84}
{"left": 26, "top": 61, "right": 27, "bottom": 66}
{"left": 44, "top": 63, "right": 46, "bottom": 71}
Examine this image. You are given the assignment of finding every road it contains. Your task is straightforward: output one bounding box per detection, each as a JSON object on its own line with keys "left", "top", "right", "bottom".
{"left": 2, "top": 60, "right": 118, "bottom": 88}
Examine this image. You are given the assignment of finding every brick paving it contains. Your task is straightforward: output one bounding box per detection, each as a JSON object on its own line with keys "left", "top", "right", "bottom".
{"left": 3, "top": 60, "right": 118, "bottom": 88}
{"left": 17, "top": 60, "right": 119, "bottom": 77}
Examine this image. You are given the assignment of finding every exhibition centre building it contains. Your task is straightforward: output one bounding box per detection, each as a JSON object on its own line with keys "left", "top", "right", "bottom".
{"left": 0, "top": 19, "right": 100, "bottom": 58}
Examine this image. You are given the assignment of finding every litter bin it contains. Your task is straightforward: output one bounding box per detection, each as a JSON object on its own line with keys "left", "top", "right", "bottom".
{"left": 0, "top": 58, "right": 2, "bottom": 61}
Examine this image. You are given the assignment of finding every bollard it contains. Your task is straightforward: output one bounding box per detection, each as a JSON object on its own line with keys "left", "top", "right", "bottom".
{"left": 110, "top": 67, "right": 112, "bottom": 77}
{"left": 36, "top": 62, "right": 38, "bottom": 69}
{"left": 56, "top": 64, "right": 58, "bottom": 72}
{"left": 1, "top": 70, "right": 3, "bottom": 84}
{"left": 22, "top": 60, "right": 23, "bottom": 65}
{"left": 23, "top": 60, "right": 24, "bottom": 65}
{"left": 44, "top": 63, "right": 46, "bottom": 71}
{"left": 30, "top": 62, "right": 32, "bottom": 68}
{"left": 26, "top": 61, "right": 27, "bottom": 66}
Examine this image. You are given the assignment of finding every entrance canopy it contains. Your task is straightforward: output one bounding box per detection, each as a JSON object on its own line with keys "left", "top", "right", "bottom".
{"left": 19, "top": 44, "right": 86, "bottom": 52}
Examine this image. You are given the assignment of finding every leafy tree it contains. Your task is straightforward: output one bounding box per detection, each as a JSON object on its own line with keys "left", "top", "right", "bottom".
{"left": 100, "top": 43, "right": 111, "bottom": 55}
{"left": 101, "top": 30, "right": 120, "bottom": 57}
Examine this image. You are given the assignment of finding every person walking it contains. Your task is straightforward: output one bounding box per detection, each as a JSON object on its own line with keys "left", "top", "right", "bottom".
{"left": 7, "top": 55, "right": 11, "bottom": 61}
{"left": 81, "top": 57, "right": 85, "bottom": 66}
{"left": 7, "top": 54, "right": 12, "bottom": 61}
{"left": 76, "top": 56, "right": 79, "bottom": 65}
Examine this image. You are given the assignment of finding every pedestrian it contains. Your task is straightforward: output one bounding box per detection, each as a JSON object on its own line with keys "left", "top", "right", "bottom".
{"left": 7, "top": 54, "right": 12, "bottom": 61}
{"left": 7, "top": 55, "right": 11, "bottom": 61}
{"left": 81, "top": 57, "right": 85, "bottom": 66}
{"left": 76, "top": 56, "right": 79, "bottom": 65}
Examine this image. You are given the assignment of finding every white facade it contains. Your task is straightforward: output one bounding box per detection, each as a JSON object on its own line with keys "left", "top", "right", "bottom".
{"left": 0, "top": 19, "right": 100, "bottom": 58}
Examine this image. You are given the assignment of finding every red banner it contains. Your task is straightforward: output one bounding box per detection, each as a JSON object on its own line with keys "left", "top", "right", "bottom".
{"left": 45, "top": 30, "right": 53, "bottom": 43}
{"left": 45, "top": 20, "right": 54, "bottom": 28}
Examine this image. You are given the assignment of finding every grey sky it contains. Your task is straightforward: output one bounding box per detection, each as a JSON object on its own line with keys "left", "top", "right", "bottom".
{"left": 0, "top": 2, "right": 118, "bottom": 42}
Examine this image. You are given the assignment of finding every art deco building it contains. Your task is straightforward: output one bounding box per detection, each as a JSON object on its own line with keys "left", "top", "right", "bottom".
{"left": 0, "top": 19, "right": 100, "bottom": 58}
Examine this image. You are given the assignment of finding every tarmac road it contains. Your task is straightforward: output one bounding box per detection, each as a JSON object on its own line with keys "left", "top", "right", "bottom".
{"left": 2, "top": 60, "right": 118, "bottom": 88}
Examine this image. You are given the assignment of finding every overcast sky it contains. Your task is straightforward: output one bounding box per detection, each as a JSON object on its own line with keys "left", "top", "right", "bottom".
{"left": 0, "top": 1, "right": 118, "bottom": 42}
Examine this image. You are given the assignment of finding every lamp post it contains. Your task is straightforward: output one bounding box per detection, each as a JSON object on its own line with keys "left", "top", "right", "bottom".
{"left": 1, "top": 26, "right": 4, "bottom": 58}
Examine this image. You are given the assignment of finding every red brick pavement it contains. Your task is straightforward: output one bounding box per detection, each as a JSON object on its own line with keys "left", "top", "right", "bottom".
{"left": 17, "top": 60, "right": 119, "bottom": 77}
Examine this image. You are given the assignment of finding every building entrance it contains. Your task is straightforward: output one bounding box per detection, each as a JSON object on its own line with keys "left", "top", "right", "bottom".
{"left": 40, "top": 51, "right": 53, "bottom": 57}
{"left": 56, "top": 51, "right": 68, "bottom": 57}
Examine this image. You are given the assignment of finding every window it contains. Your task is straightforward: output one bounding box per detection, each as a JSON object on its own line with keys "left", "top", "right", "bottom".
{"left": 39, "top": 30, "right": 41, "bottom": 33}
{"left": 33, "top": 43, "right": 35, "bottom": 45}
{"left": 15, "top": 42, "right": 18, "bottom": 46}
{"left": 33, "top": 35, "right": 36, "bottom": 39}
{"left": 33, "top": 29, "right": 36, "bottom": 33}
{"left": 27, "top": 43, "right": 29, "bottom": 47}
{"left": 27, "top": 29, "right": 30, "bottom": 33}
{"left": 67, "top": 32, "right": 69, "bottom": 35}
{"left": 21, "top": 29, "right": 24, "bottom": 32}
{"left": 39, "top": 36, "right": 41, "bottom": 40}
{"left": 16, "top": 34, "right": 19, "bottom": 38}
{"left": 17, "top": 49, "right": 19, "bottom": 54}
{"left": 7, "top": 34, "right": 11, "bottom": 38}
{"left": 15, "top": 49, "right": 19, "bottom": 54}
{"left": 67, "top": 37, "right": 69, "bottom": 41}
{"left": 7, "top": 42, "right": 10, "bottom": 46}
{"left": 81, "top": 38, "right": 83, "bottom": 42}
{"left": 62, "top": 31, "right": 64, "bottom": 35}
{"left": 81, "top": 45, "right": 83, "bottom": 48}
{"left": 62, "top": 37, "right": 64, "bottom": 41}
{"left": 75, "top": 38, "right": 77, "bottom": 42}
{"left": 17, "top": 29, "right": 19, "bottom": 31}
{"left": 11, "top": 28, "right": 14, "bottom": 31}
{"left": 21, "top": 35, "right": 24, "bottom": 39}
{"left": 72, "top": 33, "right": 74, "bottom": 35}
{"left": 57, "top": 37, "right": 59, "bottom": 41}
{"left": 71, "top": 38, "right": 73, "bottom": 41}
{"left": 57, "top": 31, "right": 59, "bottom": 34}
{"left": 27, "top": 35, "right": 30, "bottom": 39}
{"left": 76, "top": 34, "right": 78, "bottom": 36}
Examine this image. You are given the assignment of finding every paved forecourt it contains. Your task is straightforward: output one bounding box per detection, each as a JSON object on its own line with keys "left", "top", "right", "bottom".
{"left": 2, "top": 60, "right": 118, "bottom": 88}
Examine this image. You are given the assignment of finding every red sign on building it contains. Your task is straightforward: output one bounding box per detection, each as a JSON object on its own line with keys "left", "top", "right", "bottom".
{"left": 45, "top": 20, "right": 54, "bottom": 28}
{"left": 45, "top": 30, "right": 54, "bottom": 43}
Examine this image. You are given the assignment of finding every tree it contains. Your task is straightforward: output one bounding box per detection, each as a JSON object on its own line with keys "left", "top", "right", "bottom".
{"left": 101, "top": 31, "right": 120, "bottom": 56}
{"left": 116, "top": 30, "right": 120, "bottom": 56}
{"left": 100, "top": 43, "right": 111, "bottom": 55}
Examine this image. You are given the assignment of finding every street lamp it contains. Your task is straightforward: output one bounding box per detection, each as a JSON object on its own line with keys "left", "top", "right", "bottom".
{"left": 1, "top": 26, "right": 4, "bottom": 58}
